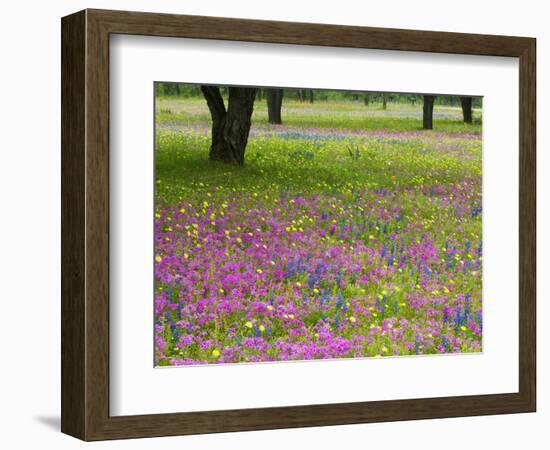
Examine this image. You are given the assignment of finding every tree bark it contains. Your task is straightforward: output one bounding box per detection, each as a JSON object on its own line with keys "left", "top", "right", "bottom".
{"left": 201, "top": 85, "right": 256, "bottom": 165}
{"left": 266, "top": 88, "right": 284, "bottom": 124}
{"left": 460, "top": 96, "right": 473, "bottom": 123}
{"left": 423, "top": 95, "right": 435, "bottom": 130}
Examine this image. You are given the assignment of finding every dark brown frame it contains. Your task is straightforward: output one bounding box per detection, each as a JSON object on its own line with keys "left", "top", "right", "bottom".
{"left": 61, "top": 8, "right": 536, "bottom": 441}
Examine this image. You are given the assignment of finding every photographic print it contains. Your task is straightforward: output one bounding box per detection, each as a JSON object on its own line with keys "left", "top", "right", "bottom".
{"left": 61, "top": 11, "right": 536, "bottom": 439}
{"left": 154, "top": 84, "right": 483, "bottom": 366}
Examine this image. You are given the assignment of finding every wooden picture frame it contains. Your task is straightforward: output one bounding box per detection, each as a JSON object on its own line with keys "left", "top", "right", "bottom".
{"left": 61, "top": 8, "right": 536, "bottom": 441}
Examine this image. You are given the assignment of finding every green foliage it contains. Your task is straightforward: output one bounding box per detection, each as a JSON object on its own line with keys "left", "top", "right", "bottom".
{"left": 156, "top": 83, "right": 483, "bottom": 108}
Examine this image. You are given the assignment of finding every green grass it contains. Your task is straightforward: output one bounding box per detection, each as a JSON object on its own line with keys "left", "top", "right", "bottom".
{"left": 155, "top": 130, "right": 481, "bottom": 199}
{"left": 156, "top": 98, "right": 482, "bottom": 134}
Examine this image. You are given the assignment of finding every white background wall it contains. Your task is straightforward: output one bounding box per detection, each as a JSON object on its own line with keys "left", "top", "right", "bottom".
{"left": 0, "top": 0, "right": 546, "bottom": 448}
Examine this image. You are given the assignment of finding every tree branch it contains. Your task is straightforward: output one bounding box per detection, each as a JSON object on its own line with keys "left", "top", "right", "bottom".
{"left": 200, "top": 85, "right": 226, "bottom": 122}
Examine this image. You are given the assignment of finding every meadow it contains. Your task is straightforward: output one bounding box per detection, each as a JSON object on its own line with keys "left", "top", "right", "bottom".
{"left": 154, "top": 96, "right": 483, "bottom": 366}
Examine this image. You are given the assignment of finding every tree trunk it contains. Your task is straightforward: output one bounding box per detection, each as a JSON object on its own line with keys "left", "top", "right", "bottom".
{"left": 309, "top": 90, "right": 314, "bottom": 103}
{"left": 201, "top": 85, "right": 256, "bottom": 165}
{"left": 266, "top": 88, "right": 284, "bottom": 124}
{"left": 364, "top": 93, "right": 370, "bottom": 106}
{"left": 460, "top": 96, "right": 473, "bottom": 123}
{"left": 423, "top": 95, "right": 435, "bottom": 130}
{"left": 382, "top": 94, "right": 387, "bottom": 110}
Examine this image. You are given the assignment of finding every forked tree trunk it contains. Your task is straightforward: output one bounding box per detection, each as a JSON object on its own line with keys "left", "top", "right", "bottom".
{"left": 460, "top": 96, "right": 473, "bottom": 123}
{"left": 266, "top": 88, "right": 284, "bottom": 124}
{"left": 423, "top": 95, "right": 436, "bottom": 130}
{"left": 200, "top": 86, "right": 256, "bottom": 165}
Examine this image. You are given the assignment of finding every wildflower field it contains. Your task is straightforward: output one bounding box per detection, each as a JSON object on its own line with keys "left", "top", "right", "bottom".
{"left": 154, "top": 96, "right": 483, "bottom": 366}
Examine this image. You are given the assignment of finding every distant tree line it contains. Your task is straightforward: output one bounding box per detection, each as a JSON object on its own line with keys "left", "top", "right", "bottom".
{"left": 156, "top": 83, "right": 202, "bottom": 97}
{"left": 156, "top": 83, "right": 481, "bottom": 109}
